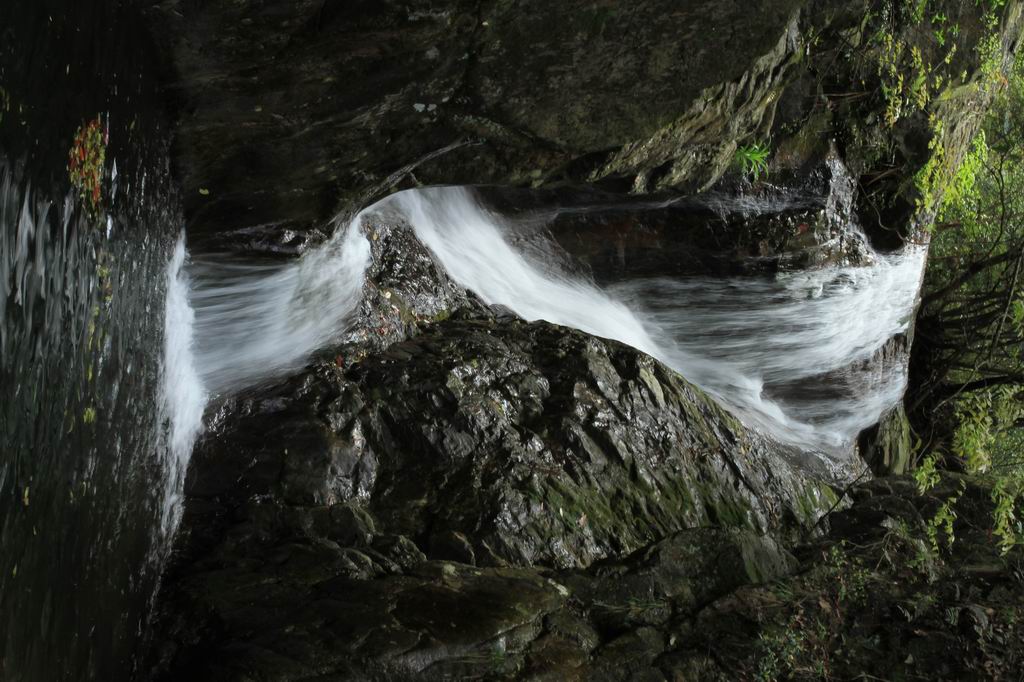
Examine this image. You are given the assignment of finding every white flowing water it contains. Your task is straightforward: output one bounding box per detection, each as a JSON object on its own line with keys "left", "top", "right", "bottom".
{"left": 187, "top": 221, "right": 370, "bottom": 396}
{"left": 153, "top": 216, "right": 373, "bottom": 539}
{"left": 159, "top": 186, "right": 926, "bottom": 506}
{"left": 384, "top": 187, "right": 926, "bottom": 451}
{"left": 157, "top": 235, "right": 206, "bottom": 539}
{"left": 610, "top": 255, "right": 926, "bottom": 449}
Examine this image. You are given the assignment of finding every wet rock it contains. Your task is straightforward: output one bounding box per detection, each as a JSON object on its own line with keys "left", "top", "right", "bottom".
{"left": 151, "top": 510, "right": 803, "bottom": 681}
{"left": 342, "top": 316, "right": 855, "bottom": 567}
{"left": 334, "top": 208, "right": 486, "bottom": 361}
{"left": 857, "top": 334, "right": 916, "bottom": 475}
{"left": 566, "top": 528, "right": 797, "bottom": 634}
{"left": 174, "top": 313, "right": 848, "bottom": 570}
{"left": 860, "top": 402, "right": 914, "bottom": 475}
{"left": 191, "top": 222, "right": 329, "bottom": 257}
{"left": 325, "top": 502, "right": 377, "bottom": 546}
{"left": 429, "top": 530, "right": 477, "bottom": 565}
{"left": 492, "top": 154, "right": 873, "bottom": 283}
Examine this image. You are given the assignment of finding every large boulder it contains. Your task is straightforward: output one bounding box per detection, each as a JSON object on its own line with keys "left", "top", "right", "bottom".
{"left": 146, "top": 207, "right": 857, "bottom": 678}
{"left": 176, "top": 311, "right": 848, "bottom": 565}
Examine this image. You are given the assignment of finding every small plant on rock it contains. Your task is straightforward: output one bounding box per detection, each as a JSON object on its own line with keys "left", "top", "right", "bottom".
{"left": 735, "top": 142, "right": 771, "bottom": 182}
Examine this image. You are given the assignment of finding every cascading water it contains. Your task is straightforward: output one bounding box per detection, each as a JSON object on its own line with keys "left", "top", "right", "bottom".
{"left": 172, "top": 184, "right": 925, "bottom": 461}
{"left": 610, "top": 251, "right": 926, "bottom": 449}
{"left": 383, "top": 187, "right": 926, "bottom": 452}
{"left": 156, "top": 236, "right": 206, "bottom": 539}
{"left": 150, "top": 216, "right": 374, "bottom": 538}
{"left": 187, "top": 220, "right": 370, "bottom": 396}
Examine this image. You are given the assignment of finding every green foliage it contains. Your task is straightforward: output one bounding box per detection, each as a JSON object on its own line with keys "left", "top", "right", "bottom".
{"left": 873, "top": 3, "right": 962, "bottom": 129}
{"left": 939, "top": 130, "right": 988, "bottom": 219}
{"left": 915, "top": 455, "right": 942, "bottom": 493}
{"left": 756, "top": 609, "right": 823, "bottom": 681}
{"left": 977, "top": 31, "right": 1007, "bottom": 95}
{"left": 931, "top": 359, "right": 1024, "bottom": 479}
{"left": 992, "top": 476, "right": 1023, "bottom": 554}
{"left": 913, "top": 52, "right": 1024, "bottom": 471}
{"left": 914, "top": 114, "right": 947, "bottom": 216}
{"left": 827, "top": 545, "right": 872, "bottom": 602}
{"left": 735, "top": 143, "right": 771, "bottom": 182}
{"left": 952, "top": 392, "right": 997, "bottom": 473}
{"left": 871, "top": 0, "right": 1008, "bottom": 221}
{"left": 926, "top": 481, "right": 965, "bottom": 553}
{"left": 755, "top": 544, "right": 870, "bottom": 681}
{"left": 909, "top": 62, "right": 984, "bottom": 218}
{"left": 876, "top": 30, "right": 908, "bottom": 126}
{"left": 749, "top": 475, "right": 1024, "bottom": 679}
{"left": 886, "top": 518, "right": 941, "bottom": 582}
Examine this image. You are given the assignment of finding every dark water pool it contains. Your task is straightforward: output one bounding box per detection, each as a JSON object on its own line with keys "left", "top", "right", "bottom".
{"left": 1, "top": 2, "right": 182, "bottom": 680}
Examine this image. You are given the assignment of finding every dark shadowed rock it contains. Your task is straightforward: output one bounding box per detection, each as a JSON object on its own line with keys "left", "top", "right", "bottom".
{"left": 664, "top": 473, "right": 1024, "bottom": 680}
{"left": 486, "top": 154, "right": 874, "bottom": 283}
{"left": 151, "top": 470, "right": 1024, "bottom": 681}
{"left": 145, "top": 0, "right": 872, "bottom": 241}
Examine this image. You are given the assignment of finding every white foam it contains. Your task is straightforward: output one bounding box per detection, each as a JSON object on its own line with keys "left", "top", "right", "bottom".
{"left": 615, "top": 246, "right": 927, "bottom": 448}
{"left": 188, "top": 216, "right": 371, "bottom": 395}
{"left": 157, "top": 235, "right": 206, "bottom": 538}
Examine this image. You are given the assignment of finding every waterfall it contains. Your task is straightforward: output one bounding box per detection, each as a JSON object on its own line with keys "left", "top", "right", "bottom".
{"left": 168, "top": 185, "right": 925, "bottom": 474}
{"left": 610, "top": 251, "right": 926, "bottom": 449}
{"left": 383, "top": 187, "right": 926, "bottom": 452}
{"left": 186, "top": 219, "right": 371, "bottom": 396}
{"left": 156, "top": 236, "right": 206, "bottom": 540}
{"left": 152, "top": 218, "right": 373, "bottom": 536}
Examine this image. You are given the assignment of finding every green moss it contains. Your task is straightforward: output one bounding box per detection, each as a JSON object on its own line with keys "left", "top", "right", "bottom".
{"left": 795, "top": 483, "right": 838, "bottom": 526}
{"left": 707, "top": 490, "right": 756, "bottom": 531}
